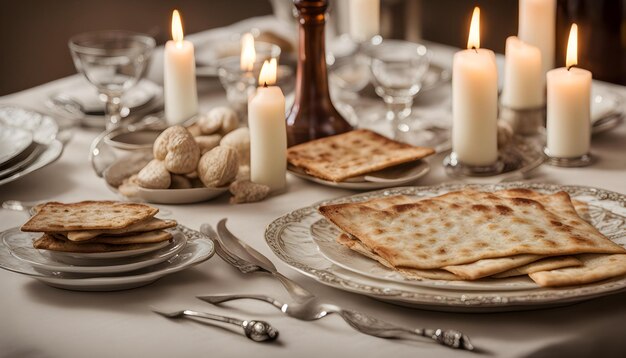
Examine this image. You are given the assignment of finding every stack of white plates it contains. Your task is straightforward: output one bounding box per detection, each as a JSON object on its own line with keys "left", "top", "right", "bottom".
{"left": 0, "top": 106, "right": 63, "bottom": 186}
{"left": 0, "top": 225, "right": 215, "bottom": 291}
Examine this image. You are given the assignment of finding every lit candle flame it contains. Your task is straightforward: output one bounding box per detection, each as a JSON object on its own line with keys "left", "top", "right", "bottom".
{"left": 566, "top": 23, "right": 578, "bottom": 69}
{"left": 171, "top": 10, "right": 184, "bottom": 46}
{"left": 259, "top": 58, "right": 277, "bottom": 86}
{"left": 467, "top": 7, "right": 480, "bottom": 50}
{"left": 240, "top": 33, "right": 256, "bottom": 72}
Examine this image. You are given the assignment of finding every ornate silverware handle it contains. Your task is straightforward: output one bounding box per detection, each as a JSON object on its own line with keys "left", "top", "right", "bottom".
{"left": 338, "top": 310, "right": 474, "bottom": 351}
{"left": 182, "top": 309, "right": 244, "bottom": 326}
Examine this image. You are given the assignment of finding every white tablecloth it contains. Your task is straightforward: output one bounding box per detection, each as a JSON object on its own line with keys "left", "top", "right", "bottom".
{"left": 1, "top": 16, "right": 625, "bottom": 358}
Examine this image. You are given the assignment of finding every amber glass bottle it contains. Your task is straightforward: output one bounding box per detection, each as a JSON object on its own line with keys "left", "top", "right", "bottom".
{"left": 287, "top": 0, "right": 353, "bottom": 147}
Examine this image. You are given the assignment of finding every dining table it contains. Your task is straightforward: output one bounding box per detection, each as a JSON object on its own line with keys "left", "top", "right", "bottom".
{"left": 1, "top": 15, "right": 625, "bottom": 358}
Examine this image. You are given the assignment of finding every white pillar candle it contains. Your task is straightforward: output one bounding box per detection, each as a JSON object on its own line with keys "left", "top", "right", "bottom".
{"left": 519, "top": 0, "right": 556, "bottom": 79}
{"left": 248, "top": 59, "right": 287, "bottom": 192}
{"left": 501, "top": 36, "right": 544, "bottom": 109}
{"left": 348, "top": 0, "right": 380, "bottom": 42}
{"left": 452, "top": 7, "right": 499, "bottom": 166}
{"left": 546, "top": 24, "right": 592, "bottom": 158}
{"left": 164, "top": 10, "right": 198, "bottom": 125}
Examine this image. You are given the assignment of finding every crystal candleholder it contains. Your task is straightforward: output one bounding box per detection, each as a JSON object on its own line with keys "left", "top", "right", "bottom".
{"left": 443, "top": 152, "right": 505, "bottom": 177}
{"left": 543, "top": 148, "right": 594, "bottom": 167}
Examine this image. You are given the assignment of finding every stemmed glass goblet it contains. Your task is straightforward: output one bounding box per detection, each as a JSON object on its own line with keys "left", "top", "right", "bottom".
{"left": 364, "top": 40, "right": 438, "bottom": 145}
{"left": 69, "top": 31, "right": 155, "bottom": 130}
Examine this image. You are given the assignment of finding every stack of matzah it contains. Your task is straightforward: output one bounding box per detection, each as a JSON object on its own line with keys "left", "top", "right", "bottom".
{"left": 319, "top": 189, "right": 626, "bottom": 287}
{"left": 21, "top": 201, "right": 177, "bottom": 253}
{"left": 287, "top": 129, "right": 435, "bottom": 182}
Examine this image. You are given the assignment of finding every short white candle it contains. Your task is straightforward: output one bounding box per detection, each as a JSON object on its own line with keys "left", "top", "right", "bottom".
{"left": 452, "top": 7, "right": 499, "bottom": 166}
{"left": 501, "top": 36, "right": 544, "bottom": 109}
{"left": 164, "top": 10, "right": 198, "bottom": 125}
{"left": 519, "top": 0, "right": 556, "bottom": 79}
{"left": 248, "top": 59, "right": 287, "bottom": 192}
{"left": 546, "top": 24, "right": 592, "bottom": 158}
{"left": 348, "top": 0, "right": 380, "bottom": 42}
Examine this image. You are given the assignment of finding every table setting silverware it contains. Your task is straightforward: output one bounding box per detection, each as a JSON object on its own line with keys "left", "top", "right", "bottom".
{"left": 151, "top": 307, "right": 279, "bottom": 342}
{"left": 198, "top": 219, "right": 474, "bottom": 351}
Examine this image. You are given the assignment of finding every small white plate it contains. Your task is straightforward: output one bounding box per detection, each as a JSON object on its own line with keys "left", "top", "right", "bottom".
{"left": 46, "top": 240, "right": 170, "bottom": 262}
{"left": 0, "top": 225, "right": 215, "bottom": 291}
{"left": 135, "top": 186, "right": 229, "bottom": 205}
{"left": 591, "top": 88, "right": 624, "bottom": 135}
{"left": 288, "top": 160, "right": 430, "bottom": 190}
{"left": 7, "top": 228, "right": 187, "bottom": 273}
{"left": 0, "top": 140, "right": 64, "bottom": 187}
{"left": 0, "top": 126, "right": 33, "bottom": 166}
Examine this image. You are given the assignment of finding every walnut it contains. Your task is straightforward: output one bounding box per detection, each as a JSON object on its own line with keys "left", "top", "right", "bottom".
{"left": 153, "top": 125, "right": 200, "bottom": 174}
{"left": 229, "top": 180, "right": 270, "bottom": 204}
{"left": 137, "top": 160, "right": 171, "bottom": 189}
{"left": 203, "top": 107, "right": 240, "bottom": 136}
{"left": 170, "top": 175, "right": 192, "bottom": 189}
{"left": 195, "top": 134, "right": 222, "bottom": 154}
{"left": 220, "top": 127, "right": 250, "bottom": 165}
{"left": 197, "top": 146, "right": 239, "bottom": 187}
{"left": 197, "top": 113, "right": 222, "bottom": 135}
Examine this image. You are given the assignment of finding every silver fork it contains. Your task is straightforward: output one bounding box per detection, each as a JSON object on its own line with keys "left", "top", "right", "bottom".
{"left": 197, "top": 294, "right": 473, "bottom": 350}
{"left": 151, "top": 307, "right": 279, "bottom": 342}
{"left": 200, "top": 223, "right": 314, "bottom": 302}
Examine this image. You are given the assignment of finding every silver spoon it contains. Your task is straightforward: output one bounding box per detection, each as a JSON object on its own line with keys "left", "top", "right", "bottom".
{"left": 151, "top": 307, "right": 278, "bottom": 342}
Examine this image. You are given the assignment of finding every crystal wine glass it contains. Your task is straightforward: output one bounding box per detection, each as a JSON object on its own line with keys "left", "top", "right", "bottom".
{"left": 69, "top": 31, "right": 155, "bottom": 130}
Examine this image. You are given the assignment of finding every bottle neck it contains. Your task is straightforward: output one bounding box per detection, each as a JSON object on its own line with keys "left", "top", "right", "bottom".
{"left": 295, "top": 11, "right": 331, "bottom": 103}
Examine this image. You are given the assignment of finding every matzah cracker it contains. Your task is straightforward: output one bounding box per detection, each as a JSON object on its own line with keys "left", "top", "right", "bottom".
{"left": 64, "top": 218, "right": 177, "bottom": 241}
{"left": 33, "top": 234, "right": 156, "bottom": 253}
{"left": 21, "top": 201, "right": 159, "bottom": 232}
{"left": 337, "top": 234, "right": 461, "bottom": 280}
{"left": 319, "top": 190, "right": 625, "bottom": 269}
{"left": 287, "top": 129, "right": 434, "bottom": 182}
{"left": 54, "top": 230, "right": 172, "bottom": 245}
{"left": 529, "top": 254, "right": 626, "bottom": 287}
{"left": 493, "top": 256, "right": 582, "bottom": 278}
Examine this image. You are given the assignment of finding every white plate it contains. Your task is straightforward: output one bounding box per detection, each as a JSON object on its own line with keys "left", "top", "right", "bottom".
{"left": 288, "top": 160, "right": 430, "bottom": 190}
{"left": 0, "top": 225, "right": 215, "bottom": 291}
{"left": 6, "top": 228, "right": 187, "bottom": 273}
{"left": 0, "top": 140, "right": 64, "bottom": 186}
{"left": 46, "top": 240, "right": 171, "bottom": 262}
{"left": 265, "top": 183, "right": 626, "bottom": 312}
{"left": 0, "top": 126, "right": 33, "bottom": 165}
{"left": 309, "top": 218, "right": 537, "bottom": 291}
{"left": 591, "top": 88, "right": 624, "bottom": 135}
{"left": 0, "top": 106, "right": 58, "bottom": 145}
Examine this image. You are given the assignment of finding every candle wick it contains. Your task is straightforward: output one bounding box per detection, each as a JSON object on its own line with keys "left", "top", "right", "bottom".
{"left": 472, "top": 46, "right": 478, "bottom": 53}
{"left": 567, "top": 65, "right": 574, "bottom": 71}
{"left": 263, "top": 82, "right": 268, "bottom": 88}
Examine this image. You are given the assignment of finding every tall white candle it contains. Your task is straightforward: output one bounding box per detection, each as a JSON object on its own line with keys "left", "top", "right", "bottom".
{"left": 546, "top": 24, "right": 592, "bottom": 158}
{"left": 164, "top": 10, "right": 198, "bottom": 125}
{"left": 501, "top": 36, "right": 544, "bottom": 109}
{"left": 519, "top": 0, "right": 556, "bottom": 78}
{"left": 248, "top": 59, "right": 287, "bottom": 192}
{"left": 452, "top": 7, "right": 499, "bottom": 166}
{"left": 240, "top": 33, "right": 256, "bottom": 72}
{"left": 348, "top": 0, "right": 380, "bottom": 42}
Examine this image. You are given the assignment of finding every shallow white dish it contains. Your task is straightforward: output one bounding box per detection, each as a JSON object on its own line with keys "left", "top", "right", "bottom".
{"left": 591, "top": 88, "right": 624, "bottom": 135}
{"left": 0, "top": 225, "right": 215, "bottom": 291}
{"left": 265, "top": 183, "right": 626, "bottom": 312}
{"left": 0, "top": 126, "right": 32, "bottom": 166}
{"left": 5, "top": 228, "right": 187, "bottom": 273}
{"left": 0, "top": 140, "right": 64, "bottom": 186}
{"left": 288, "top": 160, "right": 430, "bottom": 190}
{"left": 48, "top": 240, "right": 170, "bottom": 262}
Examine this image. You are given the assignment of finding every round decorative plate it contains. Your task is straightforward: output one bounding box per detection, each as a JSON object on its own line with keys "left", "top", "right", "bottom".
{"left": 265, "top": 183, "right": 626, "bottom": 312}
{"left": 0, "top": 140, "right": 64, "bottom": 187}
{"left": 6, "top": 228, "right": 187, "bottom": 273}
{"left": 0, "top": 225, "right": 214, "bottom": 291}
{"left": 288, "top": 160, "right": 430, "bottom": 190}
